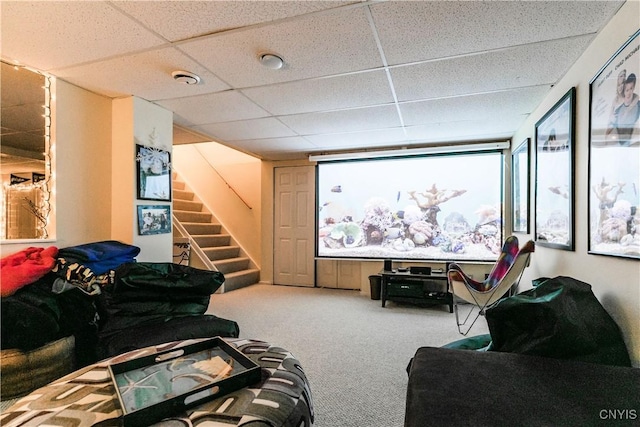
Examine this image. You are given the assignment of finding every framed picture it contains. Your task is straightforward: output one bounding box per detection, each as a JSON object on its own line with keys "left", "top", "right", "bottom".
{"left": 588, "top": 29, "right": 640, "bottom": 260}
{"left": 512, "top": 138, "right": 530, "bottom": 233}
{"left": 136, "top": 144, "right": 171, "bottom": 201}
{"left": 173, "top": 240, "right": 191, "bottom": 265}
{"left": 137, "top": 205, "right": 171, "bottom": 235}
{"left": 534, "top": 87, "right": 576, "bottom": 250}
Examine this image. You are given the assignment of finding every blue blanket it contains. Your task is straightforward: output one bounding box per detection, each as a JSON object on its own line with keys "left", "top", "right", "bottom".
{"left": 57, "top": 241, "right": 140, "bottom": 275}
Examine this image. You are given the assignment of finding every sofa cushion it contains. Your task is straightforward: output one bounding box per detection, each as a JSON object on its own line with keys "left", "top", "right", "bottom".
{"left": 405, "top": 346, "right": 640, "bottom": 427}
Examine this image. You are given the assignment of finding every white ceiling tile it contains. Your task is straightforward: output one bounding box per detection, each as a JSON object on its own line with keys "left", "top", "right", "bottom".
{"left": 0, "top": 0, "right": 625, "bottom": 161}
{"left": 279, "top": 105, "right": 401, "bottom": 135}
{"left": 196, "top": 117, "right": 297, "bottom": 141}
{"left": 400, "top": 86, "right": 551, "bottom": 127}
{"left": 51, "top": 47, "right": 230, "bottom": 100}
{"left": 0, "top": 1, "right": 165, "bottom": 71}
{"left": 371, "top": 1, "right": 623, "bottom": 65}
{"left": 305, "top": 128, "right": 408, "bottom": 149}
{"left": 228, "top": 136, "right": 317, "bottom": 154}
{"left": 172, "top": 114, "right": 199, "bottom": 129}
{"left": 391, "top": 36, "right": 591, "bottom": 102}
{"left": 178, "top": 7, "right": 382, "bottom": 87}
{"left": 112, "top": 1, "right": 358, "bottom": 42}
{"left": 242, "top": 71, "right": 394, "bottom": 115}
{"left": 157, "top": 91, "right": 269, "bottom": 125}
{"left": 405, "top": 117, "right": 526, "bottom": 142}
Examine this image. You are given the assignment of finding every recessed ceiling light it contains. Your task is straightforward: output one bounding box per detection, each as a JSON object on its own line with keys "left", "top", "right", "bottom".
{"left": 259, "top": 53, "right": 284, "bottom": 70}
{"left": 172, "top": 70, "right": 201, "bottom": 85}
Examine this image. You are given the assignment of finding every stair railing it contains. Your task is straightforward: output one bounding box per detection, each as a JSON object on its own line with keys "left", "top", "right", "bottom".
{"left": 194, "top": 145, "right": 252, "bottom": 210}
{"left": 172, "top": 214, "right": 219, "bottom": 272}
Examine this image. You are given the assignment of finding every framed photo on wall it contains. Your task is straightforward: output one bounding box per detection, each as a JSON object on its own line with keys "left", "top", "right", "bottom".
{"left": 588, "top": 29, "right": 640, "bottom": 260}
{"left": 137, "top": 205, "right": 171, "bottom": 235}
{"left": 136, "top": 144, "right": 171, "bottom": 201}
{"left": 534, "top": 87, "right": 576, "bottom": 251}
{"left": 512, "top": 138, "right": 530, "bottom": 233}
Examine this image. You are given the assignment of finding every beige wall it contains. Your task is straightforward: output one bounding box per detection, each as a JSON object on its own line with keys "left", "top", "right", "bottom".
{"left": 112, "top": 97, "right": 174, "bottom": 262}
{"left": 173, "top": 143, "right": 262, "bottom": 265}
{"left": 111, "top": 98, "right": 135, "bottom": 245}
{"left": 511, "top": 0, "right": 640, "bottom": 365}
{"left": 1, "top": 79, "right": 113, "bottom": 256}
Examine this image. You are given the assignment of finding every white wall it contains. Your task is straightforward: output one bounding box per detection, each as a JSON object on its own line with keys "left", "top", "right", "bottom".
{"left": 512, "top": 0, "right": 640, "bottom": 365}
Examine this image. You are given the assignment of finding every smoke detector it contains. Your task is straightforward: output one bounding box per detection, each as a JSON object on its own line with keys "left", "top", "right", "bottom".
{"left": 172, "top": 70, "right": 201, "bottom": 85}
{"left": 259, "top": 53, "right": 284, "bottom": 70}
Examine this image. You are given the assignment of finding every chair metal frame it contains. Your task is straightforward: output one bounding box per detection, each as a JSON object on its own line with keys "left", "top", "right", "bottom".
{"left": 447, "top": 238, "right": 535, "bottom": 336}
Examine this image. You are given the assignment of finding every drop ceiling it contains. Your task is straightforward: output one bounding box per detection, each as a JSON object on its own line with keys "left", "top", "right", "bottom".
{"left": 0, "top": 1, "right": 625, "bottom": 161}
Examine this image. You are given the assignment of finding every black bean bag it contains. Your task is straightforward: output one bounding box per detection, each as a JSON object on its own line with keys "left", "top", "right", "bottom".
{"left": 96, "top": 314, "right": 239, "bottom": 359}
{"left": 96, "top": 262, "right": 238, "bottom": 360}
{"left": 485, "top": 276, "right": 631, "bottom": 366}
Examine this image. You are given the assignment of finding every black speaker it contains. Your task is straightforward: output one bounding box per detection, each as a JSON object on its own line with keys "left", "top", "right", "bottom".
{"left": 384, "top": 259, "right": 393, "bottom": 271}
{"left": 410, "top": 266, "right": 432, "bottom": 275}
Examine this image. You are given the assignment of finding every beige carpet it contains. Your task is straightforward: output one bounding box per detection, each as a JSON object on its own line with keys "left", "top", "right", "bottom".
{"left": 207, "top": 284, "right": 489, "bottom": 427}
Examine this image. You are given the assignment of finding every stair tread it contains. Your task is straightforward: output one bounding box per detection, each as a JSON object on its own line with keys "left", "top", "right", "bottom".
{"left": 215, "top": 256, "right": 249, "bottom": 262}
{"left": 224, "top": 268, "right": 259, "bottom": 277}
{"left": 173, "top": 173, "right": 259, "bottom": 291}
{"left": 175, "top": 213, "right": 210, "bottom": 217}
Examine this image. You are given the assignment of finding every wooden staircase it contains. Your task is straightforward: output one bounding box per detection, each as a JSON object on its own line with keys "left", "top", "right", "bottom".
{"left": 172, "top": 175, "right": 259, "bottom": 292}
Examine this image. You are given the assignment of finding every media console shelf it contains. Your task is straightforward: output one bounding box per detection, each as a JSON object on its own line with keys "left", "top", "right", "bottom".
{"left": 380, "top": 270, "right": 453, "bottom": 313}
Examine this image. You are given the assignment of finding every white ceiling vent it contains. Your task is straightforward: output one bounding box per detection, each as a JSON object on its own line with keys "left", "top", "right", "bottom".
{"left": 172, "top": 70, "right": 201, "bottom": 85}
{"left": 259, "top": 53, "right": 284, "bottom": 70}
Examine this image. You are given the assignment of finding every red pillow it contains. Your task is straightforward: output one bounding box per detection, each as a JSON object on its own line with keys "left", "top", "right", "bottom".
{"left": 1, "top": 246, "right": 58, "bottom": 297}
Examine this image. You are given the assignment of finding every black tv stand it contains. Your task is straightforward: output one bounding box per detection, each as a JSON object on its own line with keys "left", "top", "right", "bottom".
{"left": 380, "top": 270, "right": 453, "bottom": 313}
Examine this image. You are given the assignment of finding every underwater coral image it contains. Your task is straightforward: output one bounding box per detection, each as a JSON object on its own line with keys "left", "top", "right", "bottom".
{"left": 317, "top": 152, "right": 504, "bottom": 262}
{"left": 589, "top": 145, "right": 640, "bottom": 259}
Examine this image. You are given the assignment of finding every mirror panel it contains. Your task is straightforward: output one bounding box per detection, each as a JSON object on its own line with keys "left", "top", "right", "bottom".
{"left": 1, "top": 61, "right": 54, "bottom": 240}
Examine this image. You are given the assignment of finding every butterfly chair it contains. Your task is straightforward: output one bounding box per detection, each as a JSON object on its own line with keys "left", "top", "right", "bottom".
{"left": 447, "top": 236, "right": 535, "bottom": 335}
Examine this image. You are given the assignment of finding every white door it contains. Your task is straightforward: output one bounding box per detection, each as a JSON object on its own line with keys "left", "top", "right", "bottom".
{"left": 274, "top": 166, "right": 315, "bottom": 286}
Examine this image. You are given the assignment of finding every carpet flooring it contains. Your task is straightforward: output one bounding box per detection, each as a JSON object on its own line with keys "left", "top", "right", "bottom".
{"left": 207, "top": 284, "right": 489, "bottom": 427}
